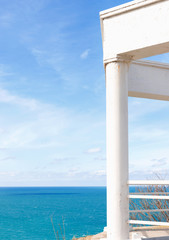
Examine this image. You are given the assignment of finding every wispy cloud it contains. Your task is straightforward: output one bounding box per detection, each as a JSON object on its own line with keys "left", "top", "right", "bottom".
{"left": 0, "top": 13, "right": 14, "bottom": 27}
{"left": 94, "top": 170, "right": 106, "bottom": 176}
{"left": 129, "top": 98, "right": 169, "bottom": 122}
{"left": 0, "top": 88, "right": 39, "bottom": 110}
{"left": 80, "top": 49, "right": 90, "bottom": 59}
{"left": 151, "top": 157, "right": 168, "bottom": 168}
{"left": 0, "top": 171, "right": 16, "bottom": 177}
{"left": 51, "top": 157, "right": 75, "bottom": 164}
{"left": 130, "top": 168, "right": 169, "bottom": 180}
{"left": 129, "top": 156, "right": 169, "bottom": 180}
{"left": 0, "top": 157, "right": 15, "bottom": 161}
{"left": 94, "top": 156, "right": 106, "bottom": 161}
{"left": 31, "top": 48, "right": 48, "bottom": 66}
{"left": 67, "top": 168, "right": 106, "bottom": 179}
{"left": 130, "top": 127, "right": 168, "bottom": 142}
{"left": 0, "top": 169, "right": 106, "bottom": 186}
{"left": 0, "top": 64, "right": 12, "bottom": 78}
{"left": 85, "top": 147, "right": 101, "bottom": 154}
{"left": 0, "top": 87, "right": 70, "bottom": 149}
{"left": 67, "top": 167, "right": 80, "bottom": 177}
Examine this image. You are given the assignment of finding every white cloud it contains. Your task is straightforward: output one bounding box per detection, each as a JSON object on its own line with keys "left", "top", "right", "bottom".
{"left": 0, "top": 171, "right": 16, "bottom": 176}
{"left": 80, "top": 49, "right": 90, "bottom": 59}
{"left": 0, "top": 115, "right": 68, "bottom": 149}
{"left": 130, "top": 127, "right": 168, "bottom": 142}
{"left": 51, "top": 157, "right": 75, "bottom": 164}
{"left": 151, "top": 157, "right": 167, "bottom": 166}
{"left": 31, "top": 48, "right": 48, "bottom": 66}
{"left": 94, "top": 156, "right": 106, "bottom": 161}
{"left": 0, "top": 64, "right": 12, "bottom": 78}
{"left": 129, "top": 169, "right": 169, "bottom": 180}
{"left": 0, "top": 13, "right": 14, "bottom": 27}
{"left": 0, "top": 87, "right": 70, "bottom": 149}
{"left": 0, "top": 157, "right": 15, "bottom": 161}
{"left": 85, "top": 147, "right": 101, "bottom": 154}
{"left": 67, "top": 168, "right": 106, "bottom": 179}
{"left": 0, "top": 88, "right": 39, "bottom": 111}
{"left": 94, "top": 170, "right": 106, "bottom": 176}
{"left": 129, "top": 98, "right": 169, "bottom": 122}
{"left": 0, "top": 83, "right": 106, "bottom": 185}
{"left": 67, "top": 167, "right": 80, "bottom": 177}
{"left": 0, "top": 169, "right": 106, "bottom": 186}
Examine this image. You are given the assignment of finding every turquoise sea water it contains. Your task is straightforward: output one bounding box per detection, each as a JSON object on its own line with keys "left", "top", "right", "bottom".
{"left": 0, "top": 187, "right": 106, "bottom": 240}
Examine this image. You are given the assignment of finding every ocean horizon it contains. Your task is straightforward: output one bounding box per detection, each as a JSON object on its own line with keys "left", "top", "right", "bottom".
{"left": 0, "top": 186, "right": 107, "bottom": 240}
{"left": 0, "top": 186, "right": 147, "bottom": 240}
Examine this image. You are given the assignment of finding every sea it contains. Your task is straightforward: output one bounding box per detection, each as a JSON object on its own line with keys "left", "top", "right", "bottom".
{"left": 0, "top": 186, "right": 163, "bottom": 240}
{"left": 0, "top": 187, "right": 106, "bottom": 240}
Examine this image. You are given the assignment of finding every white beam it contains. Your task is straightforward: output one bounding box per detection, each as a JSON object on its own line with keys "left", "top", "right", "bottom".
{"left": 129, "top": 220, "right": 169, "bottom": 226}
{"left": 129, "top": 195, "right": 169, "bottom": 200}
{"left": 100, "top": 0, "right": 169, "bottom": 62}
{"left": 128, "top": 180, "right": 169, "bottom": 185}
{"left": 128, "top": 60, "right": 169, "bottom": 101}
{"left": 130, "top": 209, "right": 169, "bottom": 213}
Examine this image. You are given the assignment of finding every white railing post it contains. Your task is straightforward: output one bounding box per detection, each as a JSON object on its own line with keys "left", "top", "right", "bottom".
{"left": 106, "top": 58, "right": 129, "bottom": 240}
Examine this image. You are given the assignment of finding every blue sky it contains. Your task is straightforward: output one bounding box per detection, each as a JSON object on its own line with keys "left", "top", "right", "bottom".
{"left": 0, "top": 0, "right": 169, "bottom": 186}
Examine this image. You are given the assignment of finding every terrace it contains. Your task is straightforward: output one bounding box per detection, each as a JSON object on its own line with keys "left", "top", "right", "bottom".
{"left": 99, "top": 0, "right": 169, "bottom": 239}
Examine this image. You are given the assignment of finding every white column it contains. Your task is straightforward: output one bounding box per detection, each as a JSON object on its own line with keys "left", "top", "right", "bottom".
{"left": 106, "top": 59, "right": 129, "bottom": 240}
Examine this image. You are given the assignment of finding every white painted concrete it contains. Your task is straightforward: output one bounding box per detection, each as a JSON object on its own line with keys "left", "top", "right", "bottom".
{"left": 103, "top": 59, "right": 169, "bottom": 239}
{"left": 100, "top": 1, "right": 169, "bottom": 240}
{"left": 129, "top": 220, "right": 169, "bottom": 227}
{"left": 106, "top": 60, "right": 129, "bottom": 240}
{"left": 128, "top": 180, "right": 169, "bottom": 185}
{"left": 100, "top": 0, "right": 169, "bottom": 62}
{"left": 129, "top": 195, "right": 169, "bottom": 200}
{"left": 128, "top": 60, "right": 169, "bottom": 101}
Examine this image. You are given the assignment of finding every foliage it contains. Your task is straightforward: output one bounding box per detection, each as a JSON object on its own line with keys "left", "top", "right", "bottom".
{"left": 130, "top": 184, "right": 169, "bottom": 224}
{"left": 51, "top": 216, "right": 65, "bottom": 240}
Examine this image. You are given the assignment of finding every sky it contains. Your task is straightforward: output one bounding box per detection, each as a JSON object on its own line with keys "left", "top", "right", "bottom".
{"left": 0, "top": 0, "right": 169, "bottom": 186}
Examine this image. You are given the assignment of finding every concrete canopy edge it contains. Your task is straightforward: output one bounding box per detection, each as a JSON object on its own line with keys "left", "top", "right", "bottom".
{"left": 100, "top": 0, "right": 165, "bottom": 19}
{"left": 100, "top": 0, "right": 169, "bottom": 62}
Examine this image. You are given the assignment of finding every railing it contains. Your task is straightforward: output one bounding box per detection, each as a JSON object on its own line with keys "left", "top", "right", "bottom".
{"left": 128, "top": 180, "right": 169, "bottom": 227}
